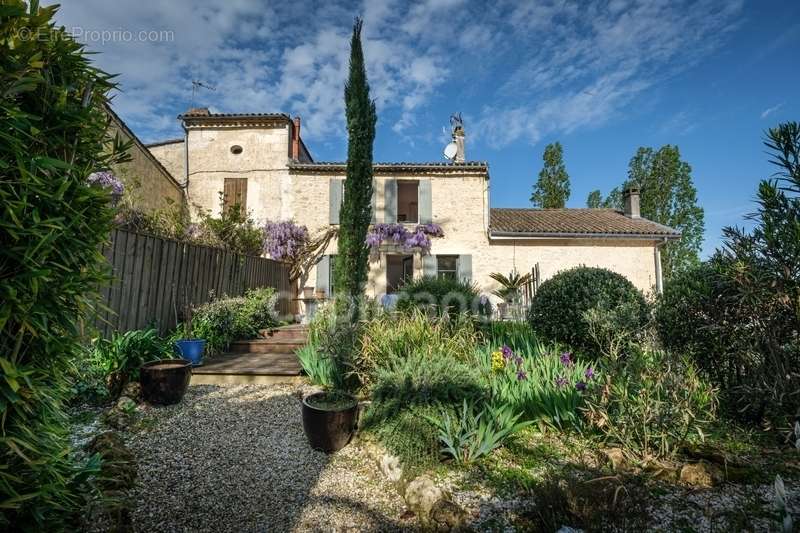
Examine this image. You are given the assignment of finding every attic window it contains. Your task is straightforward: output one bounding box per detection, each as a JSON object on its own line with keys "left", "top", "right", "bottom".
{"left": 230, "top": 145, "right": 243, "bottom": 155}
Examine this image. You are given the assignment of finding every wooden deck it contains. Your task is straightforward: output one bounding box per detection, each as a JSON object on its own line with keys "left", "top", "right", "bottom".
{"left": 191, "top": 325, "right": 307, "bottom": 385}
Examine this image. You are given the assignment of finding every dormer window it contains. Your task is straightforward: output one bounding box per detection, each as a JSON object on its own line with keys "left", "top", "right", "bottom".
{"left": 396, "top": 180, "right": 419, "bottom": 223}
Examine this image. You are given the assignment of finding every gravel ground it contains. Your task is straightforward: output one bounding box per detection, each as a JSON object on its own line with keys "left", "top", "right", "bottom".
{"left": 126, "top": 384, "right": 412, "bottom": 532}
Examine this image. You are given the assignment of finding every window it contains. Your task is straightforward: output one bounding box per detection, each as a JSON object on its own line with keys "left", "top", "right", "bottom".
{"left": 436, "top": 255, "right": 458, "bottom": 280}
{"left": 230, "top": 145, "right": 243, "bottom": 155}
{"left": 397, "top": 180, "right": 419, "bottom": 223}
{"left": 328, "top": 254, "right": 336, "bottom": 295}
{"left": 223, "top": 178, "right": 247, "bottom": 212}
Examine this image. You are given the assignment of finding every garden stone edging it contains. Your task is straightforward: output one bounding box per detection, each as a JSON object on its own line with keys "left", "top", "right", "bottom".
{"left": 365, "top": 441, "right": 468, "bottom": 530}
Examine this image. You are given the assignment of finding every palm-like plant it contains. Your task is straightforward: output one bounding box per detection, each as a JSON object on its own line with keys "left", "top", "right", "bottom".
{"left": 490, "top": 269, "right": 533, "bottom": 303}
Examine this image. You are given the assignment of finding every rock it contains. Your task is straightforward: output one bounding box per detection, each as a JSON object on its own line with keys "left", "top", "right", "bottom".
{"left": 601, "top": 447, "right": 627, "bottom": 471}
{"left": 116, "top": 396, "right": 137, "bottom": 412}
{"left": 379, "top": 452, "right": 403, "bottom": 484}
{"left": 122, "top": 382, "right": 141, "bottom": 401}
{"left": 405, "top": 475, "right": 443, "bottom": 522}
{"left": 430, "top": 499, "right": 467, "bottom": 531}
{"left": 680, "top": 461, "right": 723, "bottom": 488}
{"left": 102, "top": 409, "right": 132, "bottom": 431}
{"left": 87, "top": 432, "right": 137, "bottom": 490}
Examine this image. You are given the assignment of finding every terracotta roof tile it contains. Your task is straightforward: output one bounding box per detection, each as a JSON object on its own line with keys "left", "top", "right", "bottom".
{"left": 288, "top": 161, "right": 488, "bottom": 173}
{"left": 490, "top": 208, "right": 680, "bottom": 238}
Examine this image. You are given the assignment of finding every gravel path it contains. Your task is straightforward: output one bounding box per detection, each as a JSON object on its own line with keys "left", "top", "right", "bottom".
{"left": 127, "top": 384, "right": 412, "bottom": 532}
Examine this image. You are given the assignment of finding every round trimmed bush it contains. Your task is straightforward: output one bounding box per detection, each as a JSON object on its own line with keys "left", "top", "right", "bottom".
{"left": 528, "top": 267, "right": 648, "bottom": 354}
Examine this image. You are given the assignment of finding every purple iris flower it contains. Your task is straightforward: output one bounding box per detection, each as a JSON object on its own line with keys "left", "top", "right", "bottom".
{"left": 516, "top": 370, "right": 528, "bottom": 381}
{"left": 555, "top": 376, "right": 568, "bottom": 388}
{"left": 560, "top": 352, "right": 573, "bottom": 367}
{"left": 575, "top": 381, "right": 587, "bottom": 392}
{"left": 514, "top": 356, "right": 524, "bottom": 366}
{"left": 501, "top": 345, "right": 513, "bottom": 359}
{"left": 585, "top": 367, "right": 595, "bottom": 380}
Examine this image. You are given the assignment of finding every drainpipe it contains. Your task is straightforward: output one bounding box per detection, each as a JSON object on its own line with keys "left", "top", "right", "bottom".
{"left": 181, "top": 119, "right": 190, "bottom": 201}
{"left": 654, "top": 238, "right": 667, "bottom": 294}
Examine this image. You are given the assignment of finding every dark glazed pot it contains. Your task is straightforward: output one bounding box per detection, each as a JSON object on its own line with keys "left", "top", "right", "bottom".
{"left": 301, "top": 392, "right": 358, "bottom": 452}
{"left": 140, "top": 359, "right": 192, "bottom": 406}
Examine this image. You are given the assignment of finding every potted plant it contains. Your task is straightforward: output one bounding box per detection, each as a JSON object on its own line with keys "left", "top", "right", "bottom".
{"left": 140, "top": 359, "right": 192, "bottom": 405}
{"left": 490, "top": 269, "right": 532, "bottom": 319}
{"left": 173, "top": 302, "right": 206, "bottom": 366}
{"left": 301, "top": 322, "right": 359, "bottom": 452}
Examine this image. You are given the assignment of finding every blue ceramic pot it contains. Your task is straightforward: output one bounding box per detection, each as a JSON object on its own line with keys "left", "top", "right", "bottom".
{"left": 175, "top": 339, "right": 206, "bottom": 366}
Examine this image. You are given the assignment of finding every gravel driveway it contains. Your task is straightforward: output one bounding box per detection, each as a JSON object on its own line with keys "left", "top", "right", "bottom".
{"left": 127, "top": 384, "right": 411, "bottom": 532}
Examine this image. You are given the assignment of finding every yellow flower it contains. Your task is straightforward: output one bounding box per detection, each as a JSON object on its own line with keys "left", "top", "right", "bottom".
{"left": 491, "top": 350, "right": 505, "bottom": 372}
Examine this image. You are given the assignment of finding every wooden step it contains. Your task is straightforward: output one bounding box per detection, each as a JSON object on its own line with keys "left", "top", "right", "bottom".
{"left": 259, "top": 326, "right": 309, "bottom": 341}
{"left": 228, "top": 339, "right": 305, "bottom": 354}
{"left": 193, "top": 351, "right": 301, "bottom": 376}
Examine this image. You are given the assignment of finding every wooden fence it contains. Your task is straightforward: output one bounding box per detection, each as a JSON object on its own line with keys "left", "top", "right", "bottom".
{"left": 96, "top": 229, "right": 293, "bottom": 337}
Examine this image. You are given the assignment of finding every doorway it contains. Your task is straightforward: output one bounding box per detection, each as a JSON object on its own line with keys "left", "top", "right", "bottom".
{"left": 386, "top": 254, "right": 414, "bottom": 293}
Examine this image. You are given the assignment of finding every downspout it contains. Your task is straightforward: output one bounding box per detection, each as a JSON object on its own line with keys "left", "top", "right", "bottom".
{"left": 654, "top": 238, "right": 667, "bottom": 294}
{"left": 182, "top": 120, "right": 190, "bottom": 197}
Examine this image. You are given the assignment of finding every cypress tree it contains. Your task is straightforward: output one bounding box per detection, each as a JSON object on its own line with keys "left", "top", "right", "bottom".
{"left": 334, "top": 17, "right": 376, "bottom": 315}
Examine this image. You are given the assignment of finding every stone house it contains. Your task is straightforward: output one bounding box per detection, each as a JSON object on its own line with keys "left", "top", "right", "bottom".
{"left": 146, "top": 108, "right": 680, "bottom": 303}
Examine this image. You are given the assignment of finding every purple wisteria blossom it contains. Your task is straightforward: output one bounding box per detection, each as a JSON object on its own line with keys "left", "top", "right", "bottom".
{"left": 555, "top": 376, "right": 568, "bottom": 388}
{"left": 262, "top": 220, "right": 309, "bottom": 261}
{"left": 365, "top": 223, "right": 444, "bottom": 255}
{"left": 575, "top": 381, "right": 587, "bottom": 392}
{"left": 585, "top": 367, "right": 595, "bottom": 380}
{"left": 560, "top": 351, "right": 573, "bottom": 367}
{"left": 86, "top": 171, "right": 124, "bottom": 196}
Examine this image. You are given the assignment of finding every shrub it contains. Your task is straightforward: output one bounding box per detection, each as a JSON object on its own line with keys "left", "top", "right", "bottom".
{"left": 396, "top": 276, "right": 490, "bottom": 319}
{"left": 355, "top": 310, "right": 479, "bottom": 388}
{"left": 190, "top": 288, "right": 279, "bottom": 354}
{"left": 584, "top": 347, "right": 717, "bottom": 460}
{"left": 1, "top": 3, "right": 128, "bottom": 526}
{"left": 475, "top": 334, "right": 597, "bottom": 431}
{"left": 367, "top": 404, "right": 447, "bottom": 469}
{"left": 528, "top": 267, "right": 648, "bottom": 355}
{"left": 90, "top": 329, "right": 171, "bottom": 398}
{"left": 425, "top": 399, "right": 531, "bottom": 464}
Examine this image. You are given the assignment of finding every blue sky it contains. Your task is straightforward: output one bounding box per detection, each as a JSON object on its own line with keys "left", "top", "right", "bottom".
{"left": 56, "top": 0, "right": 799, "bottom": 257}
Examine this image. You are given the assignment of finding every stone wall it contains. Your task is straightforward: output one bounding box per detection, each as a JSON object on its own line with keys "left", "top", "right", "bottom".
{"left": 147, "top": 140, "right": 185, "bottom": 186}
{"left": 106, "top": 114, "right": 184, "bottom": 212}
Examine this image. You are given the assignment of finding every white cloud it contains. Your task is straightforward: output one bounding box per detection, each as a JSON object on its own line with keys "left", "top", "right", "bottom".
{"left": 54, "top": 0, "right": 744, "bottom": 151}
{"left": 760, "top": 102, "right": 784, "bottom": 119}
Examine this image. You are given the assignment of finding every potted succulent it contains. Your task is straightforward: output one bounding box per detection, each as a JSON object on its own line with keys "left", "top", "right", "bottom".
{"left": 301, "top": 322, "right": 359, "bottom": 452}
{"left": 173, "top": 302, "right": 206, "bottom": 366}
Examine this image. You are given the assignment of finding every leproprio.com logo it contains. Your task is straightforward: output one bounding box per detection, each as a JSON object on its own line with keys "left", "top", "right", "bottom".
{"left": 16, "top": 27, "right": 174, "bottom": 45}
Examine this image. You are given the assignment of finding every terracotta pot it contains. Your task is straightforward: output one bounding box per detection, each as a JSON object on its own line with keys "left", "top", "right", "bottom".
{"left": 140, "top": 359, "right": 192, "bottom": 406}
{"left": 301, "top": 392, "right": 358, "bottom": 452}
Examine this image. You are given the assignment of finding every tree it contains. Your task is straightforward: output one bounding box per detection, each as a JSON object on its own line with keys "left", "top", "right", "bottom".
{"left": 626, "top": 146, "right": 704, "bottom": 278}
{"left": 334, "top": 17, "right": 376, "bottom": 308}
{"left": 1, "top": 2, "right": 128, "bottom": 526}
{"left": 531, "top": 142, "right": 570, "bottom": 208}
{"left": 590, "top": 146, "right": 704, "bottom": 277}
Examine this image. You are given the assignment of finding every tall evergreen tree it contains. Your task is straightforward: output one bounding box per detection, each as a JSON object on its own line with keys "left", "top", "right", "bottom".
{"left": 628, "top": 146, "right": 704, "bottom": 278}
{"left": 587, "top": 146, "right": 704, "bottom": 279}
{"left": 334, "top": 17, "right": 376, "bottom": 311}
{"left": 586, "top": 190, "right": 602, "bottom": 208}
{"left": 531, "top": 142, "right": 570, "bottom": 208}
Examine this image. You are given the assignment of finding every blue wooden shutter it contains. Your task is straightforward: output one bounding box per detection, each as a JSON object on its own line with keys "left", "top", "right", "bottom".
{"left": 423, "top": 255, "right": 437, "bottom": 278}
{"left": 419, "top": 179, "right": 432, "bottom": 224}
{"left": 316, "top": 255, "right": 330, "bottom": 296}
{"left": 384, "top": 179, "right": 397, "bottom": 223}
{"left": 458, "top": 254, "right": 472, "bottom": 281}
{"left": 329, "top": 179, "right": 343, "bottom": 224}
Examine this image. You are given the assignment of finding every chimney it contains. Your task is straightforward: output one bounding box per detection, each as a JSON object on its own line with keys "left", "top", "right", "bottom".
{"left": 453, "top": 125, "right": 465, "bottom": 163}
{"left": 623, "top": 187, "right": 640, "bottom": 218}
{"left": 291, "top": 116, "right": 301, "bottom": 160}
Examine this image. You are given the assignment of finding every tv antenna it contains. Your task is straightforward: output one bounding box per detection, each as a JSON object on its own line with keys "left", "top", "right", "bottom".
{"left": 191, "top": 80, "right": 216, "bottom": 107}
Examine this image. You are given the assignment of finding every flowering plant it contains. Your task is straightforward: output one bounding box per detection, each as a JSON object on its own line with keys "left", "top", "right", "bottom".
{"left": 365, "top": 223, "right": 443, "bottom": 255}
{"left": 478, "top": 338, "right": 597, "bottom": 431}
{"left": 262, "top": 220, "right": 309, "bottom": 262}
{"left": 86, "top": 170, "right": 124, "bottom": 196}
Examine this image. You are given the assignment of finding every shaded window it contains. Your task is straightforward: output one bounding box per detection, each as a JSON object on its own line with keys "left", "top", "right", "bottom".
{"left": 223, "top": 178, "right": 247, "bottom": 212}
{"left": 397, "top": 180, "right": 419, "bottom": 223}
{"left": 437, "top": 255, "right": 458, "bottom": 280}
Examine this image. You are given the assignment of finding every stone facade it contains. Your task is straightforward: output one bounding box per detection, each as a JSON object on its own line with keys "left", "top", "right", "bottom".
{"left": 149, "top": 110, "right": 675, "bottom": 305}
{"left": 106, "top": 108, "right": 183, "bottom": 211}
